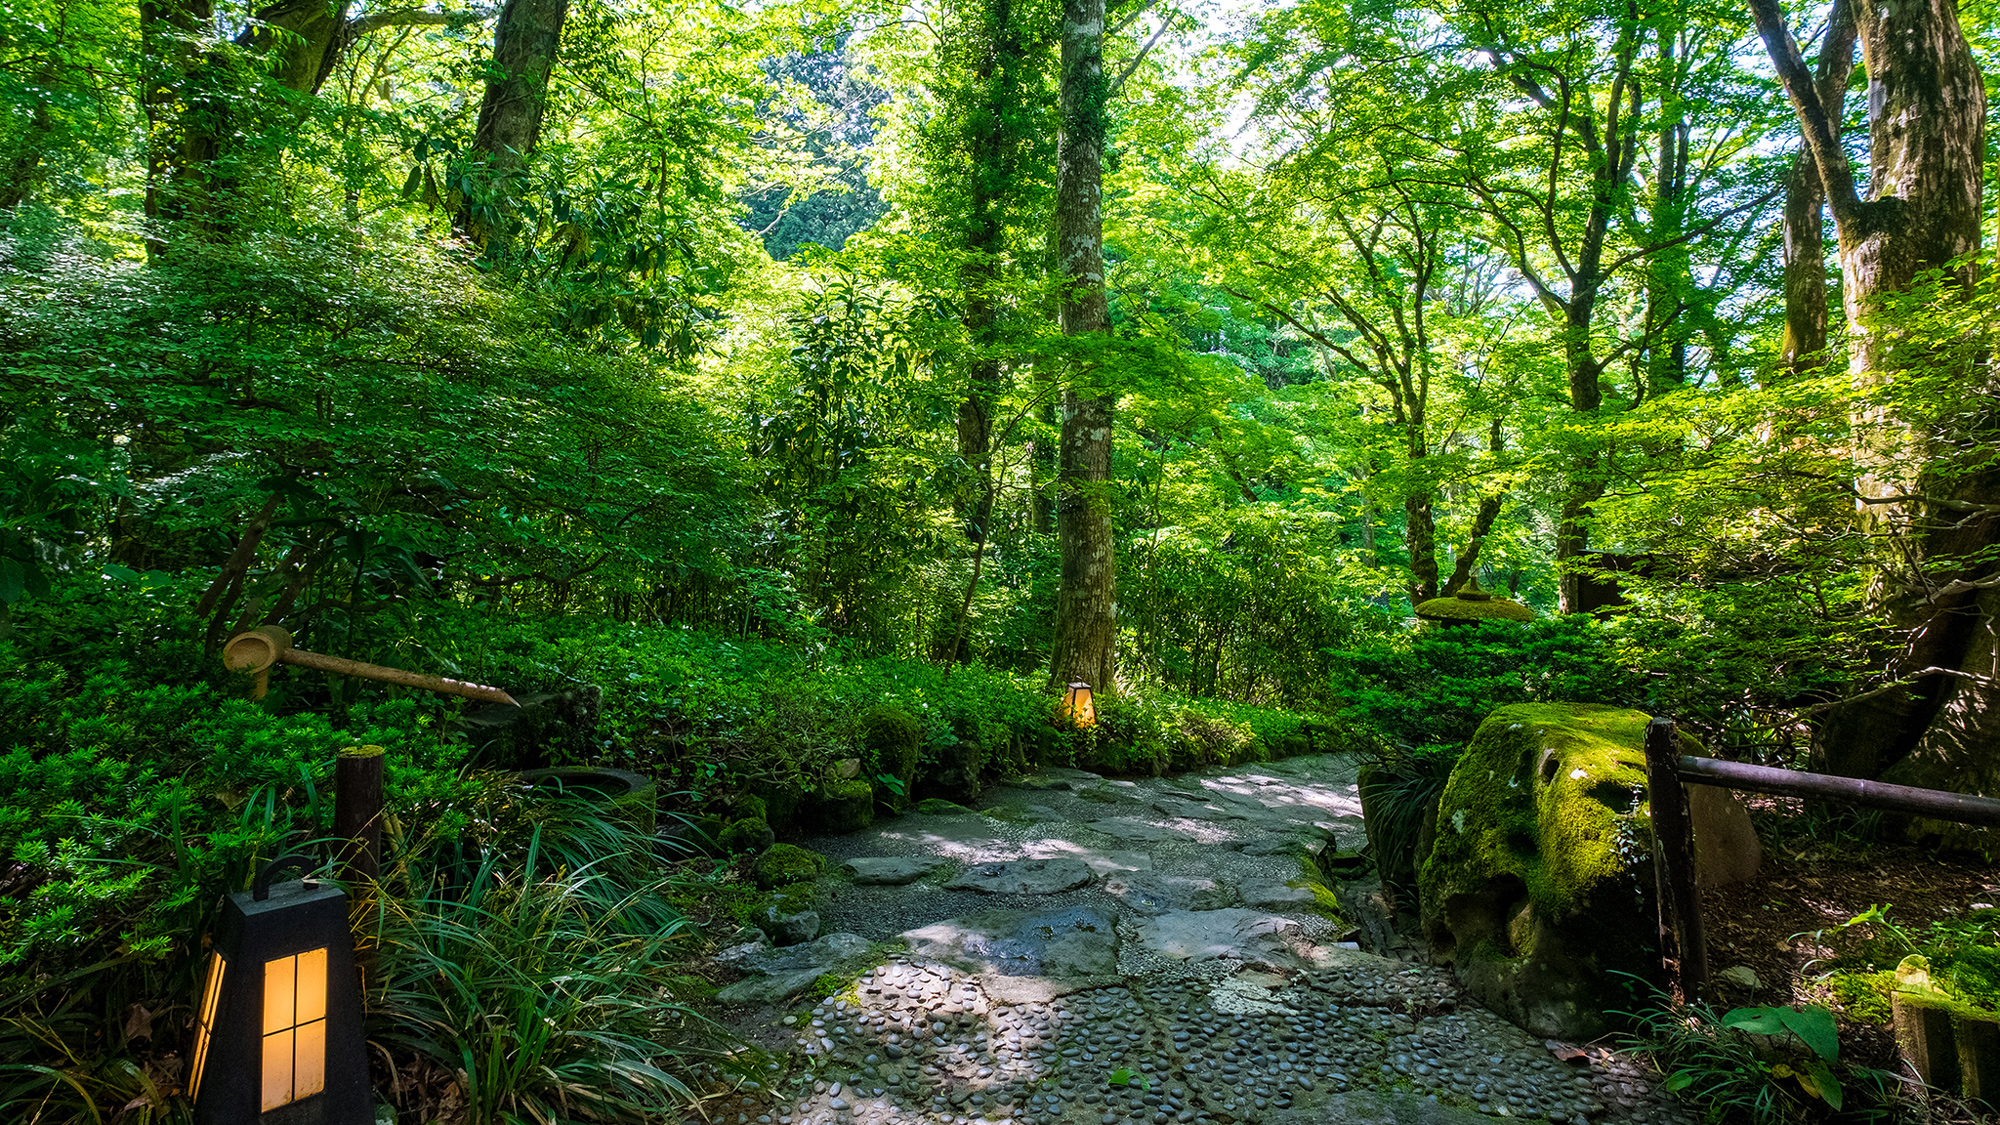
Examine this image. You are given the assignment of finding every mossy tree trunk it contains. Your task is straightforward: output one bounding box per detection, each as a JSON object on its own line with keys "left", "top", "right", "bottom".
{"left": 1752, "top": 0, "right": 1996, "bottom": 786}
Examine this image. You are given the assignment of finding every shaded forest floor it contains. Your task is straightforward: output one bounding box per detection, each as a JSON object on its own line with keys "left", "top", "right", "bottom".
{"left": 1705, "top": 797, "right": 1994, "bottom": 1089}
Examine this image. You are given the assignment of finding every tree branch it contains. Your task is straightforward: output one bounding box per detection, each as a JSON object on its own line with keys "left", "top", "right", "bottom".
{"left": 1747, "top": 0, "right": 1864, "bottom": 232}
{"left": 346, "top": 7, "right": 495, "bottom": 38}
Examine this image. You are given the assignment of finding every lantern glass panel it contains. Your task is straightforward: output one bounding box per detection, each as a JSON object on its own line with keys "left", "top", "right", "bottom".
{"left": 188, "top": 952, "right": 226, "bottom": 1101}
{"left": 261, "top": 949, "right": 330, "bottom": 1111}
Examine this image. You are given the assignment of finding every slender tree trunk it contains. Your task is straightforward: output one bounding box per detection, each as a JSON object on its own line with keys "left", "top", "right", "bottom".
{"left": 459, "top": 0, "right": 569, "bottom": 244}
{"left": 1047, "top": 0, "right": 1116, "bottom": 694}
{"left": 1443, "top": 420, "right": 1510, "bottom": 593}
{"left": 1645, "top": 26, "right": 1691, "bottom": 398}
{"left": 1753, "top": 0, "right": 1994, "bottom": 789}
{"left": 1777, "top": 0, "right": 1856, "bottom": 378}
{"left": 141, "top": 0, "right": 213, "bottom": 251}
{"left": 955, "top": 0, "right": 1021, "bottom": 550}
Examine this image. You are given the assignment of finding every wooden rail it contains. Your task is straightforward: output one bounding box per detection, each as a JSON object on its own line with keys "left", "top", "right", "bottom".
{"left": 1643, "top": 718, "right": 2000, "bottom": 1000}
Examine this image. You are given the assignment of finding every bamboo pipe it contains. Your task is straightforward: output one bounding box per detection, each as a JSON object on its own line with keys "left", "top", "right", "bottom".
{"left": 223, "top": 626, "right": 518, "bottom": 705}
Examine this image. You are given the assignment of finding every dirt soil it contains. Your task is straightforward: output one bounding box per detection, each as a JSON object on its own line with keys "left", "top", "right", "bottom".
{"left": 1700, "top": 795, "right": 1996, "bottom": 1077}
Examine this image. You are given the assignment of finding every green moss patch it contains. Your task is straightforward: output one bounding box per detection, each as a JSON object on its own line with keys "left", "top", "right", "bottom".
{"left": 1424, "top": 703, "right": 1656, "bottom": 919}
{"left": 1414, "top": 595, "right": 1535, "bottom": 623}
{"left": 753, "top": 843, "right": 828, "bottom": 890}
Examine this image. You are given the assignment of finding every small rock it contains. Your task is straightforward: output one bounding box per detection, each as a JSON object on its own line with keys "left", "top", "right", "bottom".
{"left": 1716, "top": 965, "right": 1761, "bottom": 991}
{"left": 844, "top": 857, "right": 947, "bottom": 885}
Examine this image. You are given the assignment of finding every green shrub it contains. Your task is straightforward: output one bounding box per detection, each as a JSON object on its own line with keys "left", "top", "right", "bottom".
{"left": 1327, "top": 617, "right": 1635, "bottom": 750}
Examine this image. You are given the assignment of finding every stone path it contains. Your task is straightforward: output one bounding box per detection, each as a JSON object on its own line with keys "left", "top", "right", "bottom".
{"left": 706, "top": 755, "right": 1692, "bottom": 1125}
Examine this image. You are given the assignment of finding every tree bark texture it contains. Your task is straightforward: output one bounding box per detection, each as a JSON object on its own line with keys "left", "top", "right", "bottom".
{"left": 475, "top": 0, "right": 568, "bottom": 177}
{"left": 459, "top": 0, "right": 569, "bottom": 242}
{"left": 1753, "top": 0, "right": 1996, "bottom": 796}
{"left": 1047, "top": 0, "right": 1116, "bottom": 694}
{"left": 1777, "top": 0, "right": 1856, "bottom": 378}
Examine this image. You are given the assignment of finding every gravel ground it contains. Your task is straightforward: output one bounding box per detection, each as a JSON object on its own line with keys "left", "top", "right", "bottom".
{"left": 702, "top": 755, "right": 1696, "bottom": 1125}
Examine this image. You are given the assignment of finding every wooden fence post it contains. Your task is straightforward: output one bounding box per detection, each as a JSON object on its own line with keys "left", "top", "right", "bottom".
{"left": 1644, "top": 718, "right": 1708, "bottom": 1001}
{"left": 335, "top": 745, "right": 385, "bottom": 885}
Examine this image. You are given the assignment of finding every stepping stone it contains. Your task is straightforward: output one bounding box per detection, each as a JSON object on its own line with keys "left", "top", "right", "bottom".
{"left": 1102, "top": 873, "right": 1234, "bottom": 915}
{"left": 1023, "top": 843, "right": 1151, "bottom": 876}
{"left": 1240, "top": 834, "right": 1328, "bottom": 858}
{"left": 1239, "top": 881, "right": 1320, "bottom": 912}
{"left": 1000, "top": 775, "right": 1072, "bottom": 791}
{"left": 715, "top": 932, "right": 876, "bottom": 1004}
{"left": 1129, "top": 908, "right": 1310, "bottom": 969}
{"left": 901, "top": 906, "right": 1118, "bottom": 977}
{"left": 945, "top": 857, "right": 1096, "bottom": 894}
{"left": 1085, "top": 817, "right": 1194, "bottom": 842}
{"left": 843, "top": 857, "right": 946, "bottom": 885}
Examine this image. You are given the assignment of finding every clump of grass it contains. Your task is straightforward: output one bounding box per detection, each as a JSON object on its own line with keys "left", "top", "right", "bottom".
{"left": 369, "top": 797, "right": 732, "bottom": 1124}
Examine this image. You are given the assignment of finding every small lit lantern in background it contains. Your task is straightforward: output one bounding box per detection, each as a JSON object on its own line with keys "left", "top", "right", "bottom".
{"left": 190, "top": 856, "right": 370, "bottom": 1125}
{"left": 1059, "top": 681, "right": 1096, "bottom": 727}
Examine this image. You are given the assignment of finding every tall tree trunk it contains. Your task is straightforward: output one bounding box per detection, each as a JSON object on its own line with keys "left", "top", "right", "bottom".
{"left": 1645, "top": 24, "right": 1691, "bottom": 398}
{"left": 1753, "top": 0, "right": 1994, "bottom": 791}
{"left": 1443, "top": 419, "right": 1510, "bottom": 594}
{"left": 1777, "top": 0, "right": 1857, "bottom": 378}
{"left": 955, "top": 0, "right": 1023, "bottom": 549}
{"left": 460, "top": 0, "right": 570, "bottom": 245}
{"left": 1047, "top": 0, "right": 1116, "bottom": 694}
{"left": 141, "top": 0, "right": 213, "bottom": 251}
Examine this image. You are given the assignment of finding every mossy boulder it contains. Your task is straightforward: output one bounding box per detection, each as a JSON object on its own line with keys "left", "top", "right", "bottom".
{"left": 753, "top": 844, "right": 828, "bottom": 890}
{"left": 718, "top": 817, "right": 775, "bottom": 855}
{"left": 924, "top": 723, "right": 990, "bottom": 805}
{"left": 758, "top": 882, "right": 824, "bottom": 946}
{"left": 1418, "top": 703, "right": 1667, "bottom": 1039}
{"left": 807, "top": 778, "right": 875, "bottom": 833}
{"left": 859, "top": 705, "right": 922, "bottom": 813}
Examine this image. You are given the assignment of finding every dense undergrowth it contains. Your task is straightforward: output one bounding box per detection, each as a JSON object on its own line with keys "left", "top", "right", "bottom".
{"left": 0, "top": 570, "right": 1338, "bottom": 1122}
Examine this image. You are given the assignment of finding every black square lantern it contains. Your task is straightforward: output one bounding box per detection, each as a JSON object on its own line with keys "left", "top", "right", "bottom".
{"left": 189, "top": 856, "right": 371, "bottom": 1125}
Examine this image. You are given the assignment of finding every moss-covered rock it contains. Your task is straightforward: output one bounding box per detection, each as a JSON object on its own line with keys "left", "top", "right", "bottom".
{"left": 718, "top": 817, "right": 775, "bottom": 854}
{"left": 733, "top": 794, "right": 769, "bottom": 822}
{"left": 917, "top": 798, "right": 977, "bottom": 816}
{"left": 753, "top": 843, "right": 828, "bottom": 890}
{"left": 1418, "top": 703, "right": 1667, "bottom": 1039}
{"left": 807, "top": 779, "right": 875, "bottom": 834}
{"left": 925, "top": 726, "right": 988, "bottom": 805}
{"left": 859, "top": 705, "right": 922, "bottom": 813}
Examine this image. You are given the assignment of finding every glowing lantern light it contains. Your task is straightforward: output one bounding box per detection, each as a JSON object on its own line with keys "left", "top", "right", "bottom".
{"left": 1059, "top": 681, "right": 1096, "bottom": 727}
{"left": 189, "top": 856, "right": 369, "bottom": 1125}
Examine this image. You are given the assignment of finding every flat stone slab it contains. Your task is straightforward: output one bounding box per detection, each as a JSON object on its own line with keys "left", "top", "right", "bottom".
{"left": 1240, "top": 833, "right": 1328, "bottom": 857}
{"left": 900, "top": 906, "right": 1118, "bottom": 977}
{"left": 999, "top": 775, "right": 1073, "bottom": 791}
{"left": 1021, "top": 842, "right": 1151, "bottom": 876}
{"left": 1085, "top": 816, "right": 1195, "bottom": 842}
{"left": 1129, "top": 908, "right": 1309, "bottom": 969}
{"left": 945, "top": 857, "right": 1096, "bottom": 894}
{"left": 1102, "top": 872, "right": 1235, "bottom": 915}
{"left": 1240, "top": 880, "right": 1321, "bottom": 912}
{"left": 842, "top": 857, "right": 945, "bottom": 885}
{"left": 715, "top": 932, "right": 876, "bottom": 1004}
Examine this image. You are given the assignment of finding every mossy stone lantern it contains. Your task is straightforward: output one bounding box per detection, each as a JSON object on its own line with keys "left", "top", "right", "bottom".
{"left": 1059, "top": 681, "right": 1096, "bottom": 727}
{"left": 1413, "top": 579, "right": 1535, "bottom": 626}
{"left": 189, "top": 856, "right": 370, "bottom": 1125}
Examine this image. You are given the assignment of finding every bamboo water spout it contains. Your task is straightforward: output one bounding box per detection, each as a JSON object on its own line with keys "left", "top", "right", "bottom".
{"left": 222, "top": 626, "right": 518, "bottom": 705}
